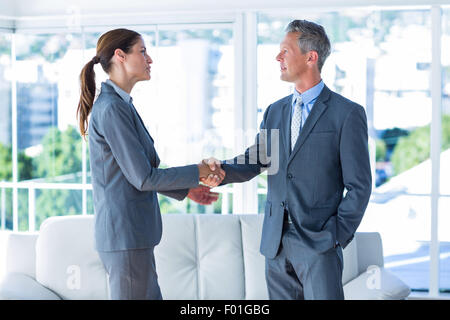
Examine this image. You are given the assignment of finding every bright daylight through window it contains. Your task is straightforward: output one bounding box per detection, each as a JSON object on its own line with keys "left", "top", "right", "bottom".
{"left": 0, "top": 5, "right": 449, "bottom": 296}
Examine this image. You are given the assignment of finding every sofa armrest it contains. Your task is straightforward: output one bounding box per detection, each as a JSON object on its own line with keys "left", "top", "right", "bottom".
{"left": 343, "top": 267, "right": 410, "bottom": 300}
{"left": 0, "top": 273, "right": 61, "bottom": 300}
{"left": 355, "top": 232, "right": 384, "bottom": 274}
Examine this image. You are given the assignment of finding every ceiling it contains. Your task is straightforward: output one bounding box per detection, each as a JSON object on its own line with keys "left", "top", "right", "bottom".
{"left": 2, "top": 0, "right": 448, "bottom": 18}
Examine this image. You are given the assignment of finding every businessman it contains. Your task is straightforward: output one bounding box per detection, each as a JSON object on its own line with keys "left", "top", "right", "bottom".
{"left": 205, "top": 20, "right": 372, "bottom": 299}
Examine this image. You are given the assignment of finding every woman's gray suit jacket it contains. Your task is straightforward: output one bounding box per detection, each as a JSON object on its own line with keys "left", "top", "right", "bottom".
{"left": 88, "top": 82, "right": 199, "bottom": 252}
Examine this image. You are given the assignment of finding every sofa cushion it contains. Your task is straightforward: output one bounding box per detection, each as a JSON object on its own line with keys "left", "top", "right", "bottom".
{"left": 355, "top": 232, "right": 384, "bottom": 273}
{"left": 239, "top": 215, "right": 268, "bottom": 299}
{"left": 35, "top": 215, "right": 108, "bottom": 300}
{"left": 155, "top": 214, "right": 198, "bottom": 299}
{"left": 341, "top": 238, "right": 358, "bottom": 285}
{"left": 156, "top": 214, "right": 247, "bottom": 300}
{"left": 194, "top": 214, "right": 245, "bottom": 299}
{"left": 0, "top": 273, "right": 61, "bottom": 300}
{"left": 343, "top": 267, "right": 410, "bottom": 300}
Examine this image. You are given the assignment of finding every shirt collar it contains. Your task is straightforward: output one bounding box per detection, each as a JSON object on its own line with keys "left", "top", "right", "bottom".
{"left": 292, "top": 80, "right": 324, "bottom": 106}
{"left": 106, "top": 79, "right": 133, "bottom": 105}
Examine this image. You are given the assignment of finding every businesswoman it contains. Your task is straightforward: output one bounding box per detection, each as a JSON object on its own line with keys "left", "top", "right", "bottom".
{"left": 76, "top": 28, "right": 223, "bottom": 299}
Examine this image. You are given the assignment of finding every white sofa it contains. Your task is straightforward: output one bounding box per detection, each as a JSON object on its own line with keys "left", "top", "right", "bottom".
{"left": 0, "top": 214, "right": 410, "bottom": 300}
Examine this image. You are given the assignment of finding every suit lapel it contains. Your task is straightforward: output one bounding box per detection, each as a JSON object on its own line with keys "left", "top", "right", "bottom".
{"left": 287, "top": 85, "right": 331, "bottom": 164}
{"left": 131, "top": 104, "right": 154, "bottom": 144}
{"left": 129, "top": 104, "right": 160, "bottom": 167}
{"left": 279, "top": 96, "right": 292, "bottom": 160}
{"left": 102, "top": 81, "right": 160, "bottom": 167}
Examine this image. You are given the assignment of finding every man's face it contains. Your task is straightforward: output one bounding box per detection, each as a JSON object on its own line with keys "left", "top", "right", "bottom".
{"left": 276, "top": 32, "right": 309, "bottom": 83}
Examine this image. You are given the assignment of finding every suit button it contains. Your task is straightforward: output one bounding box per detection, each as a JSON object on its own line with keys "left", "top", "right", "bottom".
{"left": 287, "top": 173, "right": 293, "bottom": 179}
{"left": 281, "top": 201, "right": 285, "bottom": 207}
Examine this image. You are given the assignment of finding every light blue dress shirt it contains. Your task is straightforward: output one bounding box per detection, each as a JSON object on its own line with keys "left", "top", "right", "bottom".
{"left": 291, "top": 80, "right": 325, "bottom": 129}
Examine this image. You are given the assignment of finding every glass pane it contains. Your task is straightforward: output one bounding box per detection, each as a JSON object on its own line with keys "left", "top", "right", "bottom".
{"left": 0, "top": 187, "right": 12, "bottom": 230}
{"left": 18, "top": 189, "right": 28, "bottom": 231}
{"left": 440, "top": 7, "right": 450, "bottom": 294}
{"left": 258, "top": 193, "right": 267, "bottom": 214}
{"left": 257, "top": 14, "right": 293, "bottom": 116}
{"left": 439, "top": 197, "right": 450, "bottom": 293}
{"left": 359, "top": 9, "right": 432, "bottom": 293}
{"left": 219, "top": 190, "right": 233, "bottom": 214}
{"left": 15, "top": 33, "right": 84, "bottom": 183}
{"left": 442, "top": 8, "right": 450, "bottom": 196}
{"left": 35, "top": 189, "right": 82, "bottom": 230}
{"left": 258, "top": 172, "right": 268, "bottom": 214}
{"left": 362, "top": 195, "right": 431, "bottom": 290}
{"left": 0, "top": 187, "right": 12, "bottom": 280}
{"left": 86, "top": 189, "right": 94, "bottom": 215}
{"left": 157, "top": 190, "right": 233, "bottom": 215}
{"left": 0, "top": 33, "right": 12, "bottom": 182}
{"left": 132, "top": 27, "right": 234, "bottom": 214}
{"left": 374, "top": 10, "right": 431, "bottom": 191}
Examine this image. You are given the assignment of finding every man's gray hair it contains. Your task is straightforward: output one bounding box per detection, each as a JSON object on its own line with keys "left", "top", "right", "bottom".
{"left": 285, "top": 20, "right": 331, "bottom": 72}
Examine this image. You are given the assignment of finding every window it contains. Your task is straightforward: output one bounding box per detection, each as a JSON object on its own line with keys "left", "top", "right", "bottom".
{"left": 1, "top": 5, "right": 448, "bottom": 297}
{"left": 13, "top": 33, "right": 85, "bottom": 230}
{"left": 365, "top": 9, "right": 433, "bottom": 293}
{"left": 440, "top": 7, "right": 450, "bottom": 293}
{"left": 15, "top": 33, "right": 84, "bottom": 183}
{"left": 2, "top": 24, "right": 236, "bottom": 231}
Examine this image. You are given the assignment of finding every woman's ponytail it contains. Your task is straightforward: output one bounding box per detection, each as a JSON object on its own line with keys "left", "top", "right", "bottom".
{"left": 77, "top": 57, "right": 98, "bottom": 138}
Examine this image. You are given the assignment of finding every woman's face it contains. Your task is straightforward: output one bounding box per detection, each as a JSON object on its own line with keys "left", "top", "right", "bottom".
{"left": 124, "top": 36, "right": 153, "bottom": 82}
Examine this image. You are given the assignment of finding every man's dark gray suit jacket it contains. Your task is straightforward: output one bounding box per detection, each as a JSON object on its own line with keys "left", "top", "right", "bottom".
{"left": 221, "top": 85, "right": 372, "bottom": 259}
{"left": 89, "top": 82, "right": 199, "bottom": 252}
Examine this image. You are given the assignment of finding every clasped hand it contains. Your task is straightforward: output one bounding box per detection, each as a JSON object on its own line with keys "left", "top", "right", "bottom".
{"left": 197, "top": 157, "right": 224, "bottom": 188}
{"left": 187, "top": 157, "right": 224, "bottom": 205}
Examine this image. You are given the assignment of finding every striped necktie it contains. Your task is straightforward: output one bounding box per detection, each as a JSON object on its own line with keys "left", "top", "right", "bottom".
{"left": 291, "top": 96, "right": 303, "bottom": 151}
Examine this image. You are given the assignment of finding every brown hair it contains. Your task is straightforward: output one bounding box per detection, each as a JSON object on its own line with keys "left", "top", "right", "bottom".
{"left": 77, "top": 28, "right": 141, "bottom": 138}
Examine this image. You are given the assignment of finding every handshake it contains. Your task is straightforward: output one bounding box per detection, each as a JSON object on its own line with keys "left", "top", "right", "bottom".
{"left": 197, "top": 157, "right": 225, "bottom": 188}
{"left": 186, "top": 158, "right": 224, "bottom": 206}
